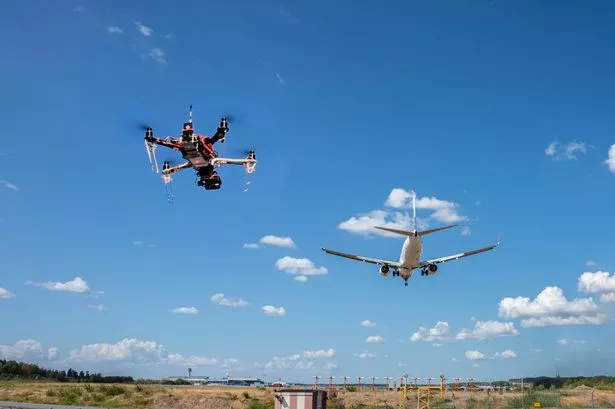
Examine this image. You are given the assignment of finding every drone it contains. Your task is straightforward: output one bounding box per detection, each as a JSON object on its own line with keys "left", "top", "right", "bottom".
{"left": 142, "top": 105, "right": 257, "bottom": 200}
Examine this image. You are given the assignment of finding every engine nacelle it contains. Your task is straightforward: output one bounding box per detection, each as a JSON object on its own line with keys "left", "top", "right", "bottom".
{"left": 379, "top": 265, "right": 390, "bottom": 276}
{"left": 427, "top": 263, "right": 438, "bottom": 275}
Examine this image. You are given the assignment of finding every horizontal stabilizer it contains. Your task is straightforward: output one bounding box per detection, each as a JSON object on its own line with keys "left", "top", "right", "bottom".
{"left": 374, "top": 224, "right": 457, "bottom": 237}
{"left": 417, "top": 224, "right": 457, "bottom": 236}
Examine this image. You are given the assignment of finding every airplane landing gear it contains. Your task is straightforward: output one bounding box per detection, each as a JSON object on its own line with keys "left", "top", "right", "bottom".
{"left": 404, "top": 281, "right": 408, "bottom": 287}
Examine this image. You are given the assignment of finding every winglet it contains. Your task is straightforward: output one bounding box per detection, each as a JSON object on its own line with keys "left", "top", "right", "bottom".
{"left": 497, "top": 232, "right": 503, "bottom": 246}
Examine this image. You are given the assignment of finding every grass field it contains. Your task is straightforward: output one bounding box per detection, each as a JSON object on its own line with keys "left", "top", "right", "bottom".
{"left": 1, "top": 382, "right": 615, "bottom": 409}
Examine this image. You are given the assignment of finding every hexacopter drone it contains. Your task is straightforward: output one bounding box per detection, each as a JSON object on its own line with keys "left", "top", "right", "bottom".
{"left": 142, "top": 105, "right": 257, "bottom": 199}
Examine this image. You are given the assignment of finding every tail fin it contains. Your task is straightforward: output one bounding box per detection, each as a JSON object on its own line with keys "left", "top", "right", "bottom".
{"left": 374, "top": 224, "right": 457, "bottom": 237}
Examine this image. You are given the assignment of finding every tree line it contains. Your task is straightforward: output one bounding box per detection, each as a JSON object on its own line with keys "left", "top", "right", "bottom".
{"left": 0, "top": 359, "right": 134, "bottom": 383}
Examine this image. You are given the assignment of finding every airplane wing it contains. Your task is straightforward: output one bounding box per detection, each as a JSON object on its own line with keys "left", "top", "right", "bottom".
{"left": 321, "top": 247, "right": 401, "bottom": 268}
{"left": 418, "top": 242, "right": 499, "bottom": 267}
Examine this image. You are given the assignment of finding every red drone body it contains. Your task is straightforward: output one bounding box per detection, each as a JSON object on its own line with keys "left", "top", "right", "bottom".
{"left": 143, "top": 106, "right": 257, "bottom": 199}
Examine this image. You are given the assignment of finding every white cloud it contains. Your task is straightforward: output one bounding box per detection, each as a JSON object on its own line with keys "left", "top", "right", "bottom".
{"left": 495, "top": 349, "right": 516, "bottom": 359}
{"left": 360, "top": 320, "right": 376, "bottom": 328}
{"left": 530, "top": 349, "right": 542, "bottom": 353}
{"left": 243, "top": 243, "right": 259, "bottom": 249}
{"left": 168, "top": 353, "right": 218, "bottom": 367}
{"left": 89, "top": 304, "right": 106, "bottom": 312}
{"left": 220, "top": 358, "right": 240, "bottom": 368}
{"left": 172, "top": 306, "right": 199, "bottom": 315}
{"left": 211, "top": 293, "right": 248, "bottom": 307}
{"left": 465, "top": 350, "right": 487, "bottom": 360}
{"left": 338, "top": 209, "right": 416, "bottom": 238}
{"left": 410, "top": 321, "right": 451, "bottom": 342}
{"left": 264, "top": 353, "right": 313, "bottom": 370}
{"left": 472, "top": 363, "right": 480, "bottom": 368}
{"left": 340, "top": 189, "right": 467, "bottom": 238}
{"left": 147, "top": 48, "right": 166, "bottom": 64}
{"left": 578, "top": 271, "right": 615, "bottom": 295}
{"left": 586, "top": 261, "right": 598, "bottom": 267}
{"left": 461, "top": 226, "right": 472, "bottom": 236}
{"left": 605, "top": 144, "right": 615, "bottom": 173}
{"left": 557, "top": 339, "right": 587, "bottom": 346}
{"left": 262, "top": 305, "right": 285, "bottom": 316}
{"left": 0, "top": 287, "right": 15, "bottom": 299}
{"left": 259, "top": 235, "right": 296, "bottom": 248}
{"left": 498, "top": 286, "right": 599, "bottom": 319}
{"left": 275, "top": 256, "right": 327, "bottom": 276}
{"left": 0, "top": 180, "right": 19, "bottom": 191}
{"left": 356, "top": 350, "right": 376, "bottom": 359}
{"left": 0, "top": 339, "right": 44, "bottom": 361}
{"left": 294, "top": 275, "right": 308, "bottom": 283}
{"left": 303, "top": 349, "right": 335, "bottom": 359}
{"left": 366, "top": 335, "right": 385, "bottom": 344}
{"left": 432, "top": 343, "right": 443, "bottom": 348}
{"left": 134, "top": 21, "right": 153, "bottom": 36}
{"left": 452, "top": 358, "right": 457, "bottom": 362}
{"left": 164, "top": 33, "right": 174, "bottom": 40}
{"left": 67, "top": 338, "right": 167, "bottom": 363}
{"left": 455, "top": 320, "right": 519, "bottom": 341}
{"left": 600, "top": 293, "right": 615, "bottom": 303}
{"left": 323, "top": 362, "right": 337, "bottom": 371}
{"left": 107, "top": 26, "right": 123, "bottom": 34}
{"left": 26, "top": 277, "right": 89, "bottom": 293}
{"left": 48, "top": 347, "right": 59, "bottom": 360}
{"left": 521, "top": 314, "right": 607, "bottom": 327}
{"left": 545, "top": 140, "right": 587, "bottom": 161}
{"left": 133, "top": 240, "right": 144, "bottom": 245}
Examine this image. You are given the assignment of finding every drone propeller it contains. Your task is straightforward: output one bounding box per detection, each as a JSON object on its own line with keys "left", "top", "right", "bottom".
{"left": 133, "top": 121, "right": 153, "bottom": 132}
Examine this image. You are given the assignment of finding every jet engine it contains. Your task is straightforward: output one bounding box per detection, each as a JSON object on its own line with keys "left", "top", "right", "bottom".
{"left": 427, "top": 263, "right": 438, "bottom": 275}
{"left": 379, "top": 265, "right": 390, "bottom": 276}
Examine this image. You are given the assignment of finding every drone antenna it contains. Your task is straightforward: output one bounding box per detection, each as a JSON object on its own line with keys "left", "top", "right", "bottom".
{"left": 188, "top": 104, "right": 193, "bottom": 123}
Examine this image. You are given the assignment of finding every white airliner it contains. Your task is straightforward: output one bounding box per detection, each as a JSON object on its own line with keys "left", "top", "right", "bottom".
{"left": 321, "top": 190, "right": 500, "bottom": 286}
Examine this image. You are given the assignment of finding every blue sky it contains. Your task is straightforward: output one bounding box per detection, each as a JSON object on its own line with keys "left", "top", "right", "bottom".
{"left": 1, "top": 0, "right": 615, "bottom": 383}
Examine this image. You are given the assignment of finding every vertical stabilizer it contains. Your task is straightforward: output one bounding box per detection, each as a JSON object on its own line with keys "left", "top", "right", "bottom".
{"left": 411, "top": 188, "right": 417, "bottom": 232}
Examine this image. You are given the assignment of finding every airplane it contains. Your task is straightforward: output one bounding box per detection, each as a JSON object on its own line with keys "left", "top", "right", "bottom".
{"left": 321, "top": 189, "right": 499, "bottom": 286}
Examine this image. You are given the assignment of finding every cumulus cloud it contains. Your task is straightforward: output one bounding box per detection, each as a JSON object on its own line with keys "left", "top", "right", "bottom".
{"left": 264, "top": 353, "right": 313, "bottom": 370}
{"left": 578, "top": 271, "right": 615, "bottom": 302}
{"left": 211, "top": 293, "right": 248, "bottom": 307}
{"left": 410, "top": 321, "right": 451, "bottom": 342}
{"left": 259, "top": 235, "right": 296, "bottom": 248}
{"left": 0, "top": 339, "right": 44, "bottom": 361}
{"left": 521, "top": 314, "right": 607, "bottom": 327}
{"left": 89, "top": 304, "right": 106, "bottom": 312}
{"left": 48, "top": 347, "right": 59, "bottom": 360}
{"left": 26, "top": 277, "right": 89, "bottom": 293}
{"left": 324, "top": 362, "right": 337, "bottom": 371}
{"left": 0, "top": 180, "right": 19, "bottom": 191}
{"left": 494, "top": 349, "right": 517, "bottom": 359}
{"left": 294, "top": 275, "right": 308, "bottom": 283}
{"left": 498, "top": 286, "right": 599, "bottom": 319}
{"left": 134, "top": 21, "right": 153, "bottom": 36}
{"left": 172, "top": 306, "right": 199, "bottom": 314}
{"left": 107, "top": 26, "right": 123, "bottom": 34}
{"left": 586, "top": 261, "right": 598, "bottom": 267}
{"left": 0, "top": 287, "right": 15, "bottom": 299}
{"left": 262, "top": 305, "right": 285, "bottom": 316}
{"left": 604, "top": 144, "right": 615, "bottom": 173}
{"left": 303, "top": 349, "right": 335, "bottom": 359}
{"left": 339, "top": 189, "right": 467, "bottom": 238}
{"left": 465, "top": 350, "right": 487, "bottom": 360}
{"left": 361, "top": 320, "right": 376, "bottom": 328}
{"left": 356, "top": 350, "right": 376, "bottom": 359}
{"left": 168, "top": 353, "right": 218, "bottom": 367}
{"left": 366, "top": 335, "right": 385, "bottom": 344}
{"left": 461, "top": 226, "right": 472, "bottom": 236}
{"left": 455, "top": 320, "right": 519, "bottom": 341}
{"left": 275, "top": 256, "right": 327, "bottom": 276}
{"left": 67, "top": 338, "right": 167, "bottom": 363}
{"left": 545, "top": 140, "right": 587, "bottom": 161}
{"left": 243, "top": 243, "right": 259, "bottom": 249}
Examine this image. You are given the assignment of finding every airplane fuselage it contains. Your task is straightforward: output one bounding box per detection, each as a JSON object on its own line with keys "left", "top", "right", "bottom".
{"left": 398, "top": 235, "right": 422, "bottom": 281}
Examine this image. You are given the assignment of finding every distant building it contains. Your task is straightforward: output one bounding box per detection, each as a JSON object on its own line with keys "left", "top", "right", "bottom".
{"left": 166, "top": 376, "right": 209, "bottom": 385}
